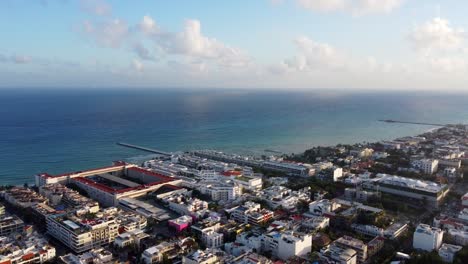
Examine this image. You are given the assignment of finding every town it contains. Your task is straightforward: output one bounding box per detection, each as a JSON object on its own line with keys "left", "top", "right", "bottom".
{"left": 1, "top": 125, "right": 468, "bottom": 264}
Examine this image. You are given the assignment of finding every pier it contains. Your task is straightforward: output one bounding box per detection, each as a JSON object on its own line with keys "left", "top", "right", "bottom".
{"left": 378, "top": 119, "right": 446, "bottom": 127}
{"left": 116, "top": 142, "right": 172, "bottom": 156}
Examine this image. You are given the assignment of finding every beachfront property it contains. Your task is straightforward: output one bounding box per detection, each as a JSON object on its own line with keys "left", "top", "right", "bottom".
{"left": 35, "top": 162, "right": 182, "bottom": 207}
{"left": 362, "top": 174, "right": 449, "bottom": 208}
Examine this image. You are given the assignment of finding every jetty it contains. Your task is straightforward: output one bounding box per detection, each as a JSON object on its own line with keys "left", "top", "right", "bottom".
{"left": 116, "top": 142, "right": 172, "bottom": 156}
{"left": 378, "top": 119, "right": 446, "bottom": 127}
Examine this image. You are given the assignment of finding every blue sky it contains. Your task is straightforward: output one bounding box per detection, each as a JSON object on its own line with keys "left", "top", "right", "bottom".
{"left": 1, "top": 0, "right": 468, "bottom": 90}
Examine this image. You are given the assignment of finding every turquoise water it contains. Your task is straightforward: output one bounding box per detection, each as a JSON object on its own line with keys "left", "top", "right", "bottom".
{"left": 1, "top": 88, "right": 468, "bottom": 185}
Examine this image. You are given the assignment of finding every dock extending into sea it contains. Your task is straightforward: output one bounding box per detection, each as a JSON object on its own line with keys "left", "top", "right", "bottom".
{"left": 378, "top": 119, "right": 446, "bottom": 127}
{"left": 116, "top": 142, "right": 172, "bottom": 156}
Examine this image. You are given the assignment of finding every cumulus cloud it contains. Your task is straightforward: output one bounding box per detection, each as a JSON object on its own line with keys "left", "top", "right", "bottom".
{"left": 409, "top": 17, "right": 466, "bottom": 54}
{"left": 297, "top": 0, "right": 404, "bottom": 15}
{"left": 80, "top": 0, "right": 111, "bottom": 16}
{"left": 284, "top": 36, "right": 345, "bottom": 71}
{"left": 138, "top": 17, "right": 252, "bottom": 69}
{"left": 82, "top": 19, "right": 129, "bottom": 48}
{"left": 408, "top": 17, "right": 468, "bottom": 73}
{"left": 139, "top": 15, "right": 160, "bottom": 36}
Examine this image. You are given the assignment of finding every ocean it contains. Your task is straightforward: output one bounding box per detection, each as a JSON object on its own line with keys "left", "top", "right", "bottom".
{"left": 1, "top": 88, "right": 468, "bottom": 185}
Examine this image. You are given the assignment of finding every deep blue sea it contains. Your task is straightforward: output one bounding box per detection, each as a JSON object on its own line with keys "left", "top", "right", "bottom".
{"left": 1, "top": 88, "right": 468, "bottom": 185}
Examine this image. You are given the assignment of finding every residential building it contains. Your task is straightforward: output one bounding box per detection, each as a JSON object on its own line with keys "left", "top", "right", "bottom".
{"left": 262, "top": 230, "right": 312, "bottom": 260}
{"left": 438, "top": 243, "right": 462, "bottom": 263}
{"left": 0, "top": 214, "right": 24, "bottom": 236}
{"left": 413, "top": 224, "right": 444, "bottom": 251}
{"left": 60, "top": 248, "right": 114, "bottom": 264}
{"left": 309, "top": 199, "right": 340, "bottom": 216}
{"left": 333, "top": 236, "right": 367, "bottom": 263}
{"left": 141, "top": 242, "right": 176, "bottom": 264}
{"left": 114, "top": 229, "right": 149, "bottom": 249}
{"left": 319, "top": 244, "right": 357, "bottom": 264}
{"left": 168, "top": 215, "right": 193, "bottom": 232}
{"left": 448, "top": 229, "right": 468, "bottom": 246}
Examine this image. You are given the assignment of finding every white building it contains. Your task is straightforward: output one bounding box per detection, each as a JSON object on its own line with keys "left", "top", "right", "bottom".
{"left": 463, "top": 192, "right": 468, "bottom": 208}
{"left": 413, "top": 224, "right": 444, "bottom": 251}
{"left": 262, "top": 230, "right": 312, "bottom": 260}
{"left": 309, "top": 199, "right": 340, "bottom": 216}
{"left": 141, "top": 242, "right": 176, "bottom": 264}
{"left": 319, "top": 244, "right": 357, "bottom": 264}
{"left": 203, "top": 230, "right": 223, "bottom": 248}
{"left": 438, "top": 243, "right": 462, "bottom": 263}
{"left": 229, "top": 202, "right": 273, "bottom": 226}
{"left": 60, "top": 248, "right": 114, "bottom": 264}
{"left": 448, "top": 229, "right": 468, "bottom": 246}
{"left": 114, "top": 229, "right": 149, "bottom": 249}
{"left": 412, "top": 159, "right": 439, "bottom": 174}
{"left": 233, "top": 176, "right": 262, "bottom": 191}
{"left": 363, "top": 174, "right": 449, "bottom": 208}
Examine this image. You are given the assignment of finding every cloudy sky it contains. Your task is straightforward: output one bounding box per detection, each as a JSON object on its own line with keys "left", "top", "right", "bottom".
{"left": 1, "top": 0, "right": 468, "bottom": 90}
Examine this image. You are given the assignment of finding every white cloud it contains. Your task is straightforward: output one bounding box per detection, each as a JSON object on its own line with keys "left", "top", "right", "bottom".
{"left": 297, "top": 0, "right": 404, "bottom": 15}
{"left": 139, "top": 17, "right": 252, "bottom": 68}
{"left": 132, "top": 59, "right": 144, "bottom": 72}
{"left": 284, "top": 36, "right": 345, "bottom": 71}
{"left": 409, "top": 17, "right": 466, "bottom": 54}
{"left": 82, "top": 19, "right": 129, "bottom": 48}
{"left": 139, "top": 15, "right": 159, "bottom": 36}
{"left": 132, "top": 42, "right": 156, "bottom": 61}
{"left": 80, "top": 0, "right": 111, "bottom": 16}
{"left": 408, "top": 17, "right": 468, "bottom": 74}
{"left": 297, "top": 0, "right": 346, "bottom": 12}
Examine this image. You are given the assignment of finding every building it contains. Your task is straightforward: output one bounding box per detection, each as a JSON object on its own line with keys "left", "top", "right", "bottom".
{"left": 0, "top": 233, "right": 56, "bottom": 264}
{"left": 114, "top": 229, "right": 149, "bottom": 249}
{"left": 461, "top": 193, "right": 468, "bottom": 208}
{"left": 182, "top": 249, "right": 221, "bottom": 264}
{"left": 45, "top": 208, "right": 142, "bottom": 253}
{"left": 162, "top": 193, "right": 208, "bottom": 216}
{"left": 0, "top": 214, "right": 24, "bottom": 236}
{"left": 168, "top": 215, "right": 193, "bottom": 232}
{"left": 413, "top": 224, "right": 444, "bottom": 251}
{"left": 319, "top": 244, "right": 357, "bottom": 264}
{"left": 233, "top": 176, "right": 262, "bottom": 191}
{"left": 411, "top": 159, "right": 439, "bottom": 174}
{"left": 262, "top": 230, "right": 312, "bottom": 260}
{"left": 261, "top": 161, "right": 309, "bottom": 176}
{"left": 119, "top": 197, "right": 171, "bottom": 221}
{"left": 333, "top": 236, "right": 367, "bottom": 264}
{"left": 59, "top": 248, "right": 114, "bottom": 264}
{"left": 363, "top": 174, "right": 449, "bottom": 208}
{"left": 367, "top": 236, "right": 385, "bottom": 258}
{"left": 438, "top": 243, "right": 462, "bottom": 263}
{"left": 309, "top": 199, "right": 340, "bottom": 216}
{"left": 198, "top": 181, "right": 240, "bottom": 201}
{"left": 35, "top": 162, "right": 181, "bottom": 207}
{"left": 229, "top": 202, "right": 273, "bottom": 226}
{"left": 2, "top": 187, "right": 47, "bottom": 208}
{"left": 141, "top": 242, "right": 177, "bottom": 264}
{"left": 203, "top": 230, "right": 223, "bottom": 248}
{"left": 448, "top": 229, "right": 468, "bottom": 246}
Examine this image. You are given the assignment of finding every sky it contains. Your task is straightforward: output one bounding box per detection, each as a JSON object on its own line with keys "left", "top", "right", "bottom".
{"left": 1, "top": 0, "right": 468, "bottom": 90}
